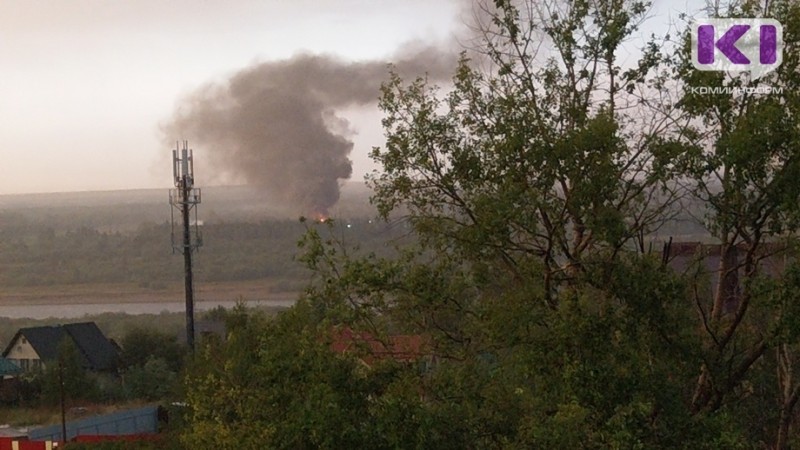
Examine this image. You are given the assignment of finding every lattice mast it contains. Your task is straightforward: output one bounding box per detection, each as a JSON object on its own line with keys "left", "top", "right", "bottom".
{"left": 170, "top": 141, "right": 202, "bottom": 351}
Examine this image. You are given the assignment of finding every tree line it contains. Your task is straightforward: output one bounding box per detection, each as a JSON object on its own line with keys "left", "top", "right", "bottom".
{"left": 0, "top": 218, "right": 404, "bottom": 289}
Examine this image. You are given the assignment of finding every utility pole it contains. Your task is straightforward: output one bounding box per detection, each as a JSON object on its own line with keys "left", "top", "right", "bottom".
{"left": 170, "top": 141, "right": 202, "bottom": 351}
{"left": 59, "top": 357, "right": 66, "bottom": 444}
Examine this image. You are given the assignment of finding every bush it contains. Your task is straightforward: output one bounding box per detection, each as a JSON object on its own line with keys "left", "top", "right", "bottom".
{"left": 124, "top": 357, "right": 178, "bottom": 401}
{"left": 120, "top": 328, "right": 185, "bottom": 373}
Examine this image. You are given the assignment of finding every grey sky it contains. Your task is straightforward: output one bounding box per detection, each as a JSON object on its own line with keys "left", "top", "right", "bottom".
{"left": 0, "top": 0, "right": 701, "bottom": 195}
{"left": 0, "top": 0, "right": 459, "bottom": 194}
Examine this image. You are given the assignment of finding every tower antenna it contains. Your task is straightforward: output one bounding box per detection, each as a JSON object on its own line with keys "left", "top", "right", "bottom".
{"left": 169, "top": 140, "right": 202, "bottom": 351}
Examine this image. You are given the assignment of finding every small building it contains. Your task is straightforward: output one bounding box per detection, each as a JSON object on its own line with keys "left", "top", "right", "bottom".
{"left": 176, "top": 319, "right": 227, "bottom": 345}
{"left": 330, "top": 327, "right": 431, "bottom": 368}
{"left": 2, "top": 322, "right": 119, "bottom": 373}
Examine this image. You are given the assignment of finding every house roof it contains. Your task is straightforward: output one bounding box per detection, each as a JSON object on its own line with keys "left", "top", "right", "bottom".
{"left": 63, "top": 322, "right": 119, "bottom": 371}
{"left": 330, "top": 327, "right": 428, "bottom": 366}
{"left": 0, "top": 357, "right": 22, "bottom": 376}
{"left": 2, "top": 322, "right": 119, "bottom": 371}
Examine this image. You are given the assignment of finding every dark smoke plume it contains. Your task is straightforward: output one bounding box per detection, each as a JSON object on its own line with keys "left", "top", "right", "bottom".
{"left": 163, "top": 48, "right": 456, "bottom": 215}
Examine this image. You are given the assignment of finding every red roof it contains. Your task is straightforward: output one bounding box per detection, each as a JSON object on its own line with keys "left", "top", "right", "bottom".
{"left": 330, "top": 327, "right": 428, "bottom": 365}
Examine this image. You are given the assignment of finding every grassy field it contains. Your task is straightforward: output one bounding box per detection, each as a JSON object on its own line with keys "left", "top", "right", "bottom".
{"left": 0, "top": 278, "right": 301, "bottom": 306}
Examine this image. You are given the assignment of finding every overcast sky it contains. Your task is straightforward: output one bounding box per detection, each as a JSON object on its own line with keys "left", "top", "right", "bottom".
{"left": 0, "top": 0, "right": 699, "bottom": 195}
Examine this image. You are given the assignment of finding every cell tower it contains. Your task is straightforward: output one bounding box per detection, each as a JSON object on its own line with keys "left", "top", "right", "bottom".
{"left": 169, "top": 141, "right": 202, "bottom": 351}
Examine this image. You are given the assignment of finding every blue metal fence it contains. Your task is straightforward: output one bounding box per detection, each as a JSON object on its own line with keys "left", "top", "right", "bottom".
{"left": 28, "top": 406, "right": 158, "bottom": 441}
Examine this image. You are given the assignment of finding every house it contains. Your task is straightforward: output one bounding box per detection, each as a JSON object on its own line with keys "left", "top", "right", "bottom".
{"left": 2, "top": 322, "right": 120, "bottom": 373}
{"left": 330, "top": 327, "right": 432, "bottom": 368}
{"left": 196, "top": 319, "right": 226, "bottom": 339}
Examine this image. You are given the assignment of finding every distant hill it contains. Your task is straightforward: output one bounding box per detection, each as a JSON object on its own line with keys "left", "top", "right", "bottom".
{"left": 0, "top": 181, "right": 376, "bottom": 232}
{"left": 0, "top": 179, "right": 716, "bottom": 293}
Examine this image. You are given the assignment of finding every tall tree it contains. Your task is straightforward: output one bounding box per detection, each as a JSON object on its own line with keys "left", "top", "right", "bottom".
{"left": 371, "top": 0, "right": 684, "bottom": 306}
{"left": 673, "top": 1, "right": 800, "bottom": 442}
{"left": 302, "top": 0, "right": 723, "bottom": 446}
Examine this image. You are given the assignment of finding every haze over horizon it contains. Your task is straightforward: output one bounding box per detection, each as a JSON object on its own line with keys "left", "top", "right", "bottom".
{"left": 0, "top": 0, "right": 463, "bottom": 197}
{"left": 1, "top": 0, "right": 697, "bottom": 201}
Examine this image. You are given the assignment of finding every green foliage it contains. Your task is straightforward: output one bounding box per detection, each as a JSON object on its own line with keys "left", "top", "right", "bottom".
{"left": 117, "top": 326, "right": 188, "bottom": 401}
{"left": 124, "top": 357, "right": 178, "bottom": 401}
{"left": 182, "top": 305, "right": 381, "bottom": 449}
{"left": 671, "top": 3, "right": 800, "bottom": 446}
{"left": 120, "top": 327, "right": 185, "bottom": 373}
{"left": 183, "top": 255, "right": 753, "bottom": 448}
{"left": 40, "top": 339, "right": 96, "bottom": 405}
{"left": 64, "top": 436, "right": 182, "bottom": 450}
